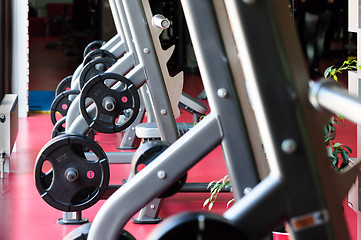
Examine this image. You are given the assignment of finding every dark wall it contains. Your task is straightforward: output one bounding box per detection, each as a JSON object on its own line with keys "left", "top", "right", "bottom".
{"left": 0, "top": 0, "right": 12, "bottom": 102}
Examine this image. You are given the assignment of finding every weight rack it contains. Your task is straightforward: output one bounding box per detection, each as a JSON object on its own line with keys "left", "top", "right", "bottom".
{"left": 39, "top": 0, "right": 209, "bottom": 225}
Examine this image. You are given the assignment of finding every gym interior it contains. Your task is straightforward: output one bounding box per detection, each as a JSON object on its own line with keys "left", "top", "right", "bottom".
{"left": 1, "top": 0, "right": 361, "bottom": 239}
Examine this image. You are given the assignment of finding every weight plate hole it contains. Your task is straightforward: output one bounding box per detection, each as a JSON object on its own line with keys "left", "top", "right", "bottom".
{"left": 55, "top": 111, "right": 62, "bottom": 123}
{"left": 136, "top": 164, "right": 146, "bottom": 172}
{"left": 84, "top": 149, "right": 98, "bottom": 162}
{"left": 85, "top": 97, "right": 97, "bottom": 120}
{"left": 115, "top": 109, "right": 134, "bottom": 126}
{"left": 70, "top": 143, "right": 88, "bottom": 159}
{"left": 40, "top": 160, "right": 54, "bottom": 189}
{"left": 104, "top": 79, "right": 127, "bottom": 91}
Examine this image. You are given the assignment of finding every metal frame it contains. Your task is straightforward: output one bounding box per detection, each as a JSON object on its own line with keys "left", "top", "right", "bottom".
{"left": 65, "top": 0, "right": 207, "bottom": 138}
{"left": 86, "top": 0, "right": 262, "bottom": 238}
{"left": 56, "top": 0, "right": 187, "bottom": 224}
{"left": 65, "top": 0, "right": 179, "bottom": 141}
{"left": 85, "top": 0, "right": 361, "bottom": 239}
{"left": 44, "top": 0, "right": 210, "bottom": 227}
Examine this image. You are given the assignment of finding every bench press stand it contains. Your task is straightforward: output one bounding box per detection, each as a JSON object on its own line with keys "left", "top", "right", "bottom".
{"left": 65, "top": 0, "right": 206, "bottom": 149}
{"left": 59, "top": 0, "right": 207, "bottom": 225}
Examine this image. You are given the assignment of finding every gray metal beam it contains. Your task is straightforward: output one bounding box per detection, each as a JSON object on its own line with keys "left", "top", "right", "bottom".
{"left": 88, "top": 115, "right": 222, "bottom": 240}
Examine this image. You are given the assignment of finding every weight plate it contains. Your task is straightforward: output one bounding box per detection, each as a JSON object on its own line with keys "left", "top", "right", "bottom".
{"left": 79, "top": 57, "right": 116, "bottom": 89}
{"left": 56, "top": 75, "right": 73, "bottom": 96}
{"left": 147, "top": 212, "right": 244, "bottom": 240}
{"left": 83, "top": 49, "right": 116, "bottom": 66}
{"left": 52, "top": 116, "right": 67, "bottom": 138}
{"left": 34, "top": 134, "right": 109, "bottom": 212}
{"left": 80, "top": 73, "right": 140, "bottom": 133}
{"left": 52, "top": 116, "right": 95, "bottom": 141}
{"left": 64, "top": 222, "right": 136, "bottom": 240}
{"left": 83, "top": 40, "right": 106, "bottom": 59}
{"left": 50, "top": 89, "right": 80, "bottom": 125}
{"left": 131, "top": 140, "right": 187, "bottom": 198}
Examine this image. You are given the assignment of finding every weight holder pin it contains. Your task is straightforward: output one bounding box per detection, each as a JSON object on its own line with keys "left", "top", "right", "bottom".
{"left": 102, "top": 97, "right": 116, "bottom": 112}
{"left": 65, "top": 168, "right": 79, "bottom": 182}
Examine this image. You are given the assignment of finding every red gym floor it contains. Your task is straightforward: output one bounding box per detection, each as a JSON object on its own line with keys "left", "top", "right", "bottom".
{"left": 1, "top": 35, "right": 230, "bottom": 240}
{"left": 0, "top": 36, "right": 358, "bottom": 239}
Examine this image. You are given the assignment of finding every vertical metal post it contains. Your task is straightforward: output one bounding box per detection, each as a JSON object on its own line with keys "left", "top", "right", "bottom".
{"left": 180, "top": 0, "right": 260, "bottom": 200}
{"left": 121, "top": 0, "right": 179, "bottom": 143}
{"left": 0, "top": 0, "right": 4, "bottom": 102}
{"left": 57, "top": 211, "right": 88, "bottom": 225}
{"left": 0, "top": 152, "right": 5, "bottom": 179}
{"left": 347, "top": 1, "right": 361, "bottom": 238}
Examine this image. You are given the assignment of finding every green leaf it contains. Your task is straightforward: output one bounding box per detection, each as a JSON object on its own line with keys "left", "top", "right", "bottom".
{"left": 330, "top": 156, "right": 338, "bottom": 168}
{"left": 208, "top": 202, "right": 214, "bottom": 210}
{"left": 343, "top": 145, "right": 352, "bottom": 153}
{"left": 210, "top": 183, "right": 219, "bottom": 193}
{"left": 222, "top": 175, "right": 229, "bottom": 184}
{"left": 340, "top": 150, "right": 349, "bottom": 162}
{"left": 324, "top": 66, "right": 334, "bottom": 79}
{"left": 203, "top": 198, "right": 210, "bottom": 209}
{"left": 333, "top": 142, "right": 342, "bottom": 148}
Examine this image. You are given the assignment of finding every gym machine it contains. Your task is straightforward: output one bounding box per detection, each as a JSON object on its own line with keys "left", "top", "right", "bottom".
{"left": 0, "top": 94, "right": 18, "bottom": 179}
{"left": 34, "top": 0, "right": 208, "bottom": 225}
{"left": 63, "top": 0, "right": 361, "bottom": 239}
{"left": 51, "top": 0, "right": 206, "bottom": 147}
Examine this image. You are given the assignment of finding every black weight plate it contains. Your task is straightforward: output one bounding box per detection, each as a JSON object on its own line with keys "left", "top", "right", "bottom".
{"left": 64, "top": 223, "right": 136, "bottom": 240}
{"left": 159, "top": 174, "right": 187, "bottom": 198}
{"left": 50, "top": 89, "right": 80, "bottom": 125}
{"left": 131, "top": 140, "right": 187, "bottom": 198}
{"left": 79, "top": 57, "right": 116, "bottom": 89}
{"left": 83, "top": 40, "right": 105, "bottom": 58}
{"left": 56, "top": 75, "right": 73, "bottom": 96}
{"left": 79, "top": 73, "right": 140, "bottom": 133}
{"left": 147, "top": 212, "right": 244, "bottom": 240}
{"left": 83, "top": 49, "right": 116, "bottom": 66}
{"left": 131, "top": 140, "right": 170, "bottom": 175}
{"left": 34, "top": 134, "right": 109, "bottom": 212}
{"left": 52, "top": 116, "right": 67, "bottom": 138}
{"left": 52, "top": 116, "right": 96, "bottom": 141}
